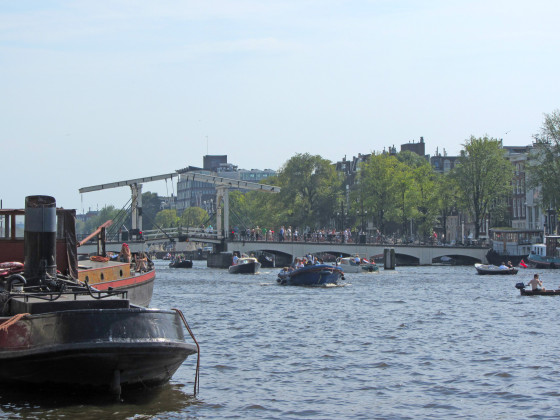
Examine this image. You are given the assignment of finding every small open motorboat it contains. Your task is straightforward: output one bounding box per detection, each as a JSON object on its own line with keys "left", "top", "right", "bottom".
{"left": 475, "top": 263, "right": 518, "bottom": 275}
{"left": 228, "top": 257, "right": 261, "bottom": 274}
{"left": 336, "top": 257, "right": 379, "bottom": 273}
{"left": 277, "top": 264, "right": 344, "bottom": 286}
{"left": 515, "top": 282, "right": 560, "bottom": 296}
{"left": 169, "top": 259, "right": 193, "bottom": 268}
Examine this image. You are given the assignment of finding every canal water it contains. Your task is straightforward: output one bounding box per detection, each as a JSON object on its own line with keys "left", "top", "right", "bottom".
{"left": 2, "top": 260, "right": 560, "bottom": 419}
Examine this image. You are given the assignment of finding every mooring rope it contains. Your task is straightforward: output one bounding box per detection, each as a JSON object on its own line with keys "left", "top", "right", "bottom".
{"left": 173, "top": 308, "right": 200, "bottom": 396}
{"left": 0, "top": 313, "right": 30, "bottom": 332}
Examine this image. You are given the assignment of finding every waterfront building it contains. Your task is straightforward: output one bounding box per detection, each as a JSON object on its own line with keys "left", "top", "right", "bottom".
{"left": 175, "top": 155, "right": 276, "bottom": 215}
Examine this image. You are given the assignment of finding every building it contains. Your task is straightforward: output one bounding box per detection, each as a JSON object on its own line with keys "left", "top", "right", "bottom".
{"left": 430, "top": 147, "right": 459, "bottom": 174}
{"left": 175, "top": 155, "right": 276, "bottom": 215}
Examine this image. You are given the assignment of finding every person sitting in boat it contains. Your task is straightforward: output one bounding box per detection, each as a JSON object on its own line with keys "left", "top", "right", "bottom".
{"left": 135, "top": 252, "right": 148, "bottom": 272}
{"left": 528, "top": 273, "right": 545, "bottom": 291}
{"left": 118, "top": 243, "right": 132, "bottom": 263}
{"left": 232, "top": 253, "right": 239, "bottom": 265}
{"left": 498, "top": 262, "right": 509, "bottom": 270}
{"left": 354, "top": 254, "right": 361, "bottom": 264}
{"left": 296, "top": 258, "right": 305, "bottom": 269}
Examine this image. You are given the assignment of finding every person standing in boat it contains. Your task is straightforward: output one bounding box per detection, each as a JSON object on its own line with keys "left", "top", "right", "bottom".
{"left": 232, "top": 253, "right": 239, "bottom": 265}
{"left": 528, "top": 274, "right": 544, "bottom": 291}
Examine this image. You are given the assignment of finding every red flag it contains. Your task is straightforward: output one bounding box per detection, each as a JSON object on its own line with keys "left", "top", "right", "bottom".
{"left": 520, "top": 259, "right": 528, "bottom": 268}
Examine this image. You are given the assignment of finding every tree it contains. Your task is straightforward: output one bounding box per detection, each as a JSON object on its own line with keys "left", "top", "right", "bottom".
{"left": 359, "top": 153, "right": 402, "bottom": 234}
{"left": 527, "top": 109, "right": 560, "bottom": 211}
{"left": 180, "top": 207, "right": 208, "bottom": 228}
{"left": 435, "top": 173, "right": 460, "bottom": 243}
{"left": 276, "top": 153, "right": 341, "bottom": 228}
{"left": 141, "top": 192, "right": 162, "bottom": 231}
{"left": 452, "top": 136, "right": 513, "bottom": 238}
{"left": 411, "top": 163, "right": 439, "bottom": 240}
{"left": 155, "top": 209, "right": 179, "bottom": 228}
{"left": 76, "top": 205, "right": 121, "bottom": 234}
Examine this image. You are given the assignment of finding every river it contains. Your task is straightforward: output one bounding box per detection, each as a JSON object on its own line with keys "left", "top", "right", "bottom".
{"left": 1, "top": 260, "right": 560, "bottom": 419}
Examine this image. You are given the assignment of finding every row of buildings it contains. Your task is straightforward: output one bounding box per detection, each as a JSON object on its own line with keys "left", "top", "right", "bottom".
{"left": 335, "top": 136, "right": 549, "bottom": 243}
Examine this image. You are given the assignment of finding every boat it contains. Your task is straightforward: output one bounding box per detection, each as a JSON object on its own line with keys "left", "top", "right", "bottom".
{"left": 277, "top": 264, "right": 344, "bottom": 286}
{"left": 336, "top": 256, "right": 379, "bottom": 273}
{"left": 0, "top": 207, "right": 156, "bottom": 307}
{"left": 169, "top": 259, "right": 193, "bottom": 268}
{"left": 474, "top": 263, "right": 518, "bottom": 275}
{"left": 257, "top": 251, "right": 276, "bottom": 268}
{"left": 486, "top": 228, "right": 543, "bottom": 267}
{"left": 0, "top": 196, "right": 199, "bottom": 397}
{"left": 228, "top": 256, "right": 261, "bottom": 274}
{"left": 527, "top": 236, "right": 560, "bottom": 268}
{"left": 515, "top": 282, "right": 560, "bottom": 296}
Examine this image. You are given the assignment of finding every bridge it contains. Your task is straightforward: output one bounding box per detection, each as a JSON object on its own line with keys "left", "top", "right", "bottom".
{"left": 224, "top": 240, "right": 488, "bottom": 266}
{"left": 80, "top": 224, "right": 488, "bottom": 265}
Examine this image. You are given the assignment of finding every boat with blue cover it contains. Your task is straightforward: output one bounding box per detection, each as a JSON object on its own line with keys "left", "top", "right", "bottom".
{"left": 277, "top": 264, "right": 344, "bottom": 286}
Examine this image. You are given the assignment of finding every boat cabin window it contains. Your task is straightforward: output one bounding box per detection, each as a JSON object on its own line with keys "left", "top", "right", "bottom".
{"left": 0, "top": 214, "right": 11, "bottom": 239}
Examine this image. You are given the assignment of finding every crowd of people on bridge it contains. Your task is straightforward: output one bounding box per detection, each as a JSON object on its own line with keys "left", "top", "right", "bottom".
{"left": 226, "top": 225, "right": 455, "bottom": 246}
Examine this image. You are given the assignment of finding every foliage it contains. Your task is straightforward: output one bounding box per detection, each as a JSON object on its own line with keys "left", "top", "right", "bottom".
{"left": 180, "top": 207, "right": 208, "bottom": 228}
{"left": 76, "top": 206, "right": 121, "bottom": 235}
{"left": 358, "top": 153, "right": 402, "bottom": 233}
{"left": 141, "top": 192, "right": 162, "bottom": 231}
{"left": 155, "top": 209, "right": 179, "bottom": 228}
{"left": 527, "top": 109, "right": 560, "bottom": 211}
{"left": 411, "top": 163, "right": 439, "bottom": 239}
{"left": 452, "top": 136, "right": 513, "bottom": 238}
{"left": 435, "top": 173, "right": 460, "bottom": 242}
{"left": 275, "top": 153, "right": 341, "bottom": 229}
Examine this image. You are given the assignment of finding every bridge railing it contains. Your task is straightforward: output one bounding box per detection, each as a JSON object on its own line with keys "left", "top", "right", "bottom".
{"left": 141, "top": 227, "right": 223, "bottom": 242}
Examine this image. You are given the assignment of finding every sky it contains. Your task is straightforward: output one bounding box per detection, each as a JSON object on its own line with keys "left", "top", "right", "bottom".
{"left": 1, "top": 0, "right": 559, "bottom": 213}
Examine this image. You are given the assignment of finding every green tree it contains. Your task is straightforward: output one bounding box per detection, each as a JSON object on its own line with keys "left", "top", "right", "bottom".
{"left": 452, "top": 136, "right": 513, "bottom": 238}
{"left": 527, "top": 109, "right": 560, "bottom": 211}
{"left": 435, "top": 173, "right": 460, "bottom": 243}
{"left": 180, "top": 207, "right": 208, "bottom": 228}
{"left": 276, "top": 153, "right": 340, "bottom": 228}
{"left": 141, "top": 192, "right": 162, "bottom": 231}
{"left": 155, "top": 209, "right": 179, "bottom": 228}
{"left": 411, "top": 163, "right": 439, "bottom": 240}
{"left": 359, "top": 153, "right": 402, "bottom": 234}
{"left": 77, "top": 205, "right": 120, "bottom": 234}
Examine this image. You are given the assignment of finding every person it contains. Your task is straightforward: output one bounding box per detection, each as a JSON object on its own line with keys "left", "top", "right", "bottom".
{"left": 354, "top": 254, "right": 361, "bottom": 264}
{"left": 528, "top": 274, "right": 544, "bottom": 291}
{"left": 118, "top": 243, "right": 132, "bottom": 263}
{"left": 135, "top": 252, "right": 148, "bottom": 272}
{"left": 507, "top": 261, "right": 513, "bottom": 268}
{"left": 233, "top": 253, "right": 239, "bottom": 265}
{"left": 498, "top": 262, "right": 509, "bottom": 270}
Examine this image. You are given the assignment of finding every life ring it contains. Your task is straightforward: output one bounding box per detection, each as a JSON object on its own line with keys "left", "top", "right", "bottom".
{"left": 0, "top": 262, "right": 23, "bottom": 270}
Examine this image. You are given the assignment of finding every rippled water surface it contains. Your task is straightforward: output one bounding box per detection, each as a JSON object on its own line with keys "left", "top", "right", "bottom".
{"left": 2, "top": 260, "right": 560, "bottom": 419}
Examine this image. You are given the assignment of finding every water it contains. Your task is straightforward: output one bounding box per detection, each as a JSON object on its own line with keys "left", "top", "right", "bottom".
{"left": 2, "top": 261, "right": 560, "bottom": 419}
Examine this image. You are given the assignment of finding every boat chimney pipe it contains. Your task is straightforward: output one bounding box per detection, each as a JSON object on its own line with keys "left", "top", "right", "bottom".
{"left": 24, "top": 195, "right": 57, "bottom": 284}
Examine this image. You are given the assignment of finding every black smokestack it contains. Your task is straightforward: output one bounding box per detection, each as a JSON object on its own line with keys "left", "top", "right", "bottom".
{"left": 24, "top": 195, "right": 57, "bottom": 284}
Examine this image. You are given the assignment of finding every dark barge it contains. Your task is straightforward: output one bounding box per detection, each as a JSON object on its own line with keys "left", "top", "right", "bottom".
{"left": 0, "top": 196, "right": 199, "bottom": 397}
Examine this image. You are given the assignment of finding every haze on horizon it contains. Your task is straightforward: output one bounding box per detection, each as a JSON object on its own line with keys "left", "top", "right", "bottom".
{"left": 1, "top": 1, "right": 558, "bottom": 212}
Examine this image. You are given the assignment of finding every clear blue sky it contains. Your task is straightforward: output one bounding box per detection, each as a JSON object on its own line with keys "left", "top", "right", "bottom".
{"left": 2, "top": 1, "right": 559, "bottom": 213}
